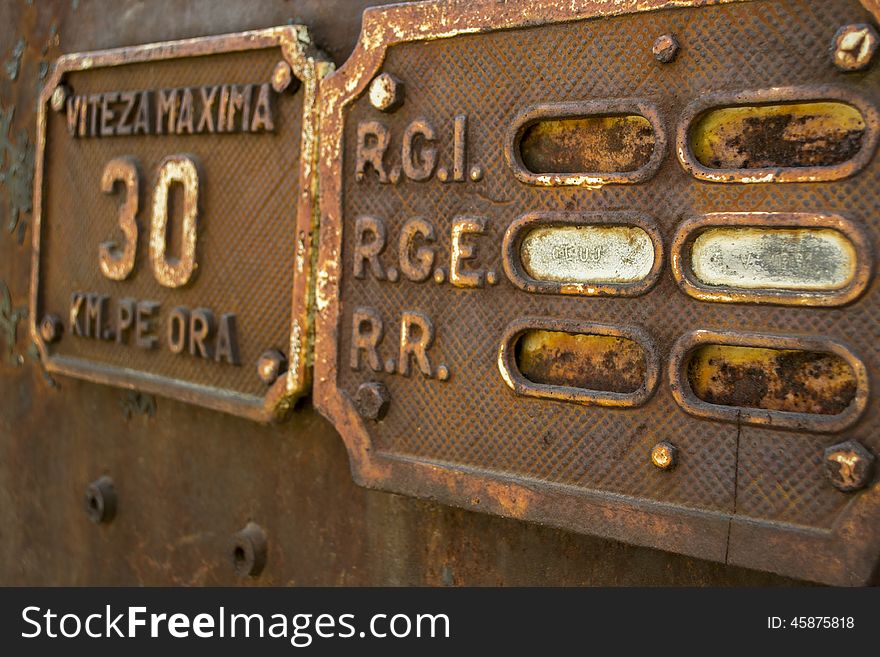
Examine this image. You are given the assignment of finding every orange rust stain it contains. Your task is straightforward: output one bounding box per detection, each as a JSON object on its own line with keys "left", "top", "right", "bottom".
{"left": 516, "top": 330, "right": 646, "bottom": 394}
{"left": 691, "top": 101, "right": 866, "bottom": 169}
{"left": 519, "top": 114, "right": 655, "bottom": 174}
{"left": 687, "top": 345, "right": 856, "bottom": 415}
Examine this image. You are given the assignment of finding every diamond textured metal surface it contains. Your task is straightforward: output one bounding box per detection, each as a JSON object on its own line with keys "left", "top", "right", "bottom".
{"left": 31, "top": 28, "right": 332, "bottom": 421}
{"left": 315, "top": 0, "right": 880, "bottom": 585}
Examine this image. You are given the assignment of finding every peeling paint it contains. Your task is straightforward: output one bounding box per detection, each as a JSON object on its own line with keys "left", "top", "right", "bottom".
{"left": 5, "top": 38, "right": 24, "bottom": 81}
{"left": 0, "top": 281, "right": 27, "bottom": 363}
{"left": 0, "top": 104, "right": 35, "bottom": 244}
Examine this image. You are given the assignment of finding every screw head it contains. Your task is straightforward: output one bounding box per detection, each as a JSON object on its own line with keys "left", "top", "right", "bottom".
{"left": 40, "top": 314, "right": 63, "bottom": 343}
{"left": 256, "top": 349, "right": 286, "bottom": 385}
{"left": 651, "top": 441, "right": 678, "bottom": 470}
{"left": 50, "top": 84, "right": 69, "bottom": 112}
{"left": 271, "top": 60, "right": 293, "bottom": 92}
{"left": 368, "top": 73, "right": 404, "bottom": 112}
{"left": 85, "top": 476, "right": 117, "bottom": 524}
{"left": 832, "top": 23, "right": 878, "bottom": 71}
{"left": 354, "top": 381, "right": 391, "bottom": 421}
{"left": 652, "top": 33, "right": 680, "bottom": 63}
{"left": 824, "top": 440, "right": 874, "bottom": 492}
{"left": 231, "top": 522, "right": 268, "bottom": 578}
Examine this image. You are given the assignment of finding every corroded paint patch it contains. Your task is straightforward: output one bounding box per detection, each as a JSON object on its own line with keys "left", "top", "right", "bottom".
{"left": 516, "top": 330, "right": 646, "bottom": 394}
{"left": 687, "top": 345, "right": 857, "bottom": 415}
{"left": 690, "top": 101, "right": 866, "bottom": 170}
{"left": 520, "top": 225, "right": 654, "bottom": 284}
{"left": 690, "top": 227, "right": 856, "bottom": 291}
{"left": 519, "top": 114, "right": 655, "bottom": 174}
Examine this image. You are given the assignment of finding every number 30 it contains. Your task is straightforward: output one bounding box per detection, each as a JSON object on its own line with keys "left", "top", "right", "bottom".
{"left": 99, "top": 154, "right": 200, "bottom": 288}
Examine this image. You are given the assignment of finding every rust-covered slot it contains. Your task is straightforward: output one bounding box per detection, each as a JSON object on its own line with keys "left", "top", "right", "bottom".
{"left": 506, "top": 100, "right": 666, "bottom": 186}
{"left": 669, "top": 330, "right": 868, "bottom": 432}
{"left": 671, "top": 212, "right": 873, "bottom": 306}
{"left": 502, "top": 212, "right": 663, "bottom": 296}
{"left": 498, "top": 318, "right": 659, "bottom": 407}
{"left": 677, "top": 87, "right": 879, "bottom": 183}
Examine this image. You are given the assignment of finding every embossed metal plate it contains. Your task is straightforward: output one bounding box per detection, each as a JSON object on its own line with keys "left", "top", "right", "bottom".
{"left": 316, "top": 0, "right": 880, "bottom": 584}
{"left": 31, "top": 28, "right": 332, "bottom": 421}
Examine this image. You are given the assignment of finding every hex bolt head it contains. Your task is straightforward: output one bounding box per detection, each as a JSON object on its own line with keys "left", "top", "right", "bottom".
{"left": 832, "top": 23, "right": 878, "bottom": 71}
{"left": 824, "top": 440, "right": 874, "bottom": 492}
{"left": 652, "top": 33, "right": 680, "bottom": 63}
{"left": 368, "top": 72, "right": 405, "bottom": 112}
{"left": 354, "top": 381, "right": 391, "bottom": 421}
{"left": 40, "top": 314, "right": 63, "bottom": 343}
{"left": 85, "top": 476, "right": 117, "bottom": 524}
{"left": 651, "top": 441, "right": 678, "bottom": 470}
{"left": 231, "top": 522, "right": 268, "bottom": 578}
{"left": 256, "top": 349, "right": 286, "bottom": 385}
{"left": 50, "top": 84, "right": 69, "bottom": 112}
{"left": 271, "top": 60, "right": 293, "bottom": 93}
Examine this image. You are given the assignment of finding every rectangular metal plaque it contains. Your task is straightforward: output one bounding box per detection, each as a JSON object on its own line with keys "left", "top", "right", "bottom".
{"left": 315, "top": 0, "right": 880, "bottom": 584}
{"left": 31, "top": 28, "right": 332, "bottom": 421}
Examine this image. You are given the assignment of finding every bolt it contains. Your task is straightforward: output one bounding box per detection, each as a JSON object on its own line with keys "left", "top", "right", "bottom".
{"left": 231, "top": 522, "right": 268, "bottom": 578}
{"left": 50, "top": 84, "right": 69, "bottom": 112}
{"left": 652, "top": 33, "right": 680, "bottom": 63}
{"left": 256, "top": 349, "right": 286, "bottom": 385}
{"left": 650, "top": 441, "right": 678, "bottom": 470}
{"left": 271, "top": 61, "right": 293, "bottom": 93}
{"left": 85, "top": 476, "right": 117, "bottom": 524}
{"left": 40, "top": 314, "right": 63, "bottom": 343}
{"left": 824, "top": 440, "right": 874, "bottom": 492}
{"left": 354, "top": 381, "right": 391, "bottom": 421}
{"left": 832, "top": 23, "right": 878, "bottom": 71}
{"left": 368, "top": 72, "right": 404, "bottom": 112}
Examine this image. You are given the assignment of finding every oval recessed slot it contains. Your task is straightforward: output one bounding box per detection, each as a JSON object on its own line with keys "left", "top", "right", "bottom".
{"left": 517, "top": 330, "right": 647, "bottom": 394}
{"left": 687, "top": 345, "right": 856, "bottom": 416}
{"left": 671, "top": 213, "right": 872, "bottom": 306}
{"left": 691, "top": 228, "right": 856, "bottom": 291}
{"left": 691, "top": 102, "right": 866, "bottom": 169}
{"left": 521, "top": 225, "right": 654, "bottom": 284}
{"left": 503, "top": 212, "right": 663, "bottom": 296}
{"left": 498, "top": 319, "right": 659, "bottom": 408}
{"left": 520, "top": 115, "right": 655, "bottom": 174}
{"left": 507, "top": 101, "right": 666, "bottom": 186}
{"left": 677, "top": 88, "right": 880, "bottom": 183}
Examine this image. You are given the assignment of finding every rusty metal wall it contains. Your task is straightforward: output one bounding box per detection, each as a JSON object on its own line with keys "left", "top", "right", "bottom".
{"left": 0, "top": 0, "right": 808, "bottom": 585}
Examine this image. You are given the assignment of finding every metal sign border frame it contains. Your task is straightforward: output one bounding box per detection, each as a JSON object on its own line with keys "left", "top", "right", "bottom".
{"left": 30, "top": 27, "right": 334, "bottom": 422}
{"left": 314, "top": 0, "right": 880, "bottom": 584}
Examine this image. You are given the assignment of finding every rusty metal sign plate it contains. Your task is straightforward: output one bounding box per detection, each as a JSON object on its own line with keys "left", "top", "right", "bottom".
{"left": 30, "top": 28, "right": 332, "bottom": 421}
{"left": 316, "top": 0, "right": 880, "bottom": 584}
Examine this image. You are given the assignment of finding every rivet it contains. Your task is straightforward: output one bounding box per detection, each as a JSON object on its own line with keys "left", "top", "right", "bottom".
{"left": 50, "top": 84, "right": 69, "bottom": 112}
{"left": 368, "top": 72, "right": 404, "bottom": 112}
{"left": 354, "top": 381, "right": 391, "bottom": 421}
{"left": 271, "top": 61, "right": 293, "bottom": 92}
{"left": 652, "top": 33, "right": 680, "bottom": 63}
{"left": 40, "top": 314, "right": 63, "bottom": 343}
{"left": 85, "top": 476, "right": 117, "bottom": 524}
{"left": 256, "top": 349, "right": 286, "bottom": 385}
{"left": 832, "top": 23, "right": 878, "bottom": 71}
{"left": 824, "top": 440, "right": 874, "bottom": 492}
{"left": 231, "top": 522, "right": 268, "bottom": 578}
{"left": 650, "top": 441, "right": 678, "bottom": 470}
{"left": 469, "top": 165, "right": 483, "bottom": 181}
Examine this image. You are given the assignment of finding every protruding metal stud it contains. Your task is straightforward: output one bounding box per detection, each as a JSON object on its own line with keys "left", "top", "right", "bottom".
{"left": 832, "top": 24, "right": 878, "bottom": 72}
{"left": 271, "top": 61, "right": 294, "bottom": 92}
{"left": 354, "top": 381, "right": 391, "bottom": 421}
{"left": 50, "top": 84, "right": 70, "bottom": 112}
{"left": 651, "top": 441, "right": 678, "bottom": 470}
{"left": 369, "top": 72, "right": 404, "bottom": 112}
{"left": 652, "top": 34, "right": 680, "bottom": 63}
{"left": 824, "top": 440, "right": 874, "bottom": 492}
{"left": 256, "top": 349, "right": 286, "bottom": 385}
{"left": 40, "top": 314, "right": 63, "bottom": 343}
